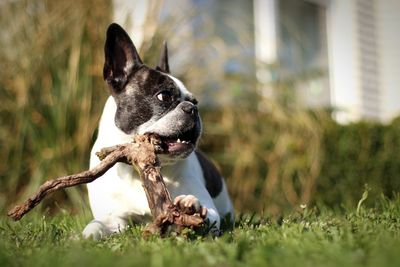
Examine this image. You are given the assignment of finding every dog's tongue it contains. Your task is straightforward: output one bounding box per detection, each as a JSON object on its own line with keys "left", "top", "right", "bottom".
{"left": 165, "top": 139, "right": 193, "bottom": 154}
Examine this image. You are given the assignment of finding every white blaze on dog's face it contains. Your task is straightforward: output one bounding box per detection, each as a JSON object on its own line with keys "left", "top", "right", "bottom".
{"left": 103, "top": 24, "right": 202, "bottom": 162}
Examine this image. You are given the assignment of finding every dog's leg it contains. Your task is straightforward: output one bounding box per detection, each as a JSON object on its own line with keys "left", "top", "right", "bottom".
{"left": 82, "top": 216, "right": 128, "bottom": 240}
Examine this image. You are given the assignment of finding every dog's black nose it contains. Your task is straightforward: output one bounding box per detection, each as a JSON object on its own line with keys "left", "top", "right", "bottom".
{"left": 180, "top": 101, "right": 197, "bottom": 115}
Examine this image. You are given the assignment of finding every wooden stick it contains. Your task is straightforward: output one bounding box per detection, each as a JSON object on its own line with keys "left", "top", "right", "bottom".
{"left": 7, "top": 135, "right": 205, "bottom": 235}
{"left": 7, "top": 146, "right": 127, "bottom": 221}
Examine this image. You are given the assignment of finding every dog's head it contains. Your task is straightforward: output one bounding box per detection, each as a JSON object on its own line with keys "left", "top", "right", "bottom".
{"left": 103, "top": 23, "right": 201, "bottom": 162}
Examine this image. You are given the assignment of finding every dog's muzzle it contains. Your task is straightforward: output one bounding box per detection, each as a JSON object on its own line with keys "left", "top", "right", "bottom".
{"left": 151, "top": 102, "right": 201, "bottom": 158}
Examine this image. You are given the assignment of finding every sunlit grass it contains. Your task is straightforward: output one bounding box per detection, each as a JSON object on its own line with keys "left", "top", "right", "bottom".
{"left": 1, "top": 197, "right": 399, "bottom": 267}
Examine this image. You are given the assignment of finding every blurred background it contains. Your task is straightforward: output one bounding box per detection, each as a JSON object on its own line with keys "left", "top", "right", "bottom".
{"left": 0, "top": 0, "right": 399, "bottom": 217}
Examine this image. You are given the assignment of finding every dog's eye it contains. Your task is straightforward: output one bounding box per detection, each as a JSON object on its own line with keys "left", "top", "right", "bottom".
{"left": 156, "top": 91, "right": 173, "bottom": 102}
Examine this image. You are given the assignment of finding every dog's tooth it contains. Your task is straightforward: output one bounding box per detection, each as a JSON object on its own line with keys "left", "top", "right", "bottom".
{"left": 177, "top": 138, "right": 181, "bottom": 143}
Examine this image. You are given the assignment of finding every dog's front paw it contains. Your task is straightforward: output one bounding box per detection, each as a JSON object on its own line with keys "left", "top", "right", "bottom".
{"left": 173, "top": 194, "right": 207, "bottom": 217}
{"left": 82, "top": 220, "right": 112, "bottom": 240}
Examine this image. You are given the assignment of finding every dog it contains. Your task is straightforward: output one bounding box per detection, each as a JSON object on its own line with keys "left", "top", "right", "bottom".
{"left": 82, "top": 23, "right": 234, "bottom": 239}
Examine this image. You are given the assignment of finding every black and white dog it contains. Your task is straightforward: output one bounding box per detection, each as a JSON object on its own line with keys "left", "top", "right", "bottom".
{"left": 83, "top": 23, "right": 234, "bottom": 239}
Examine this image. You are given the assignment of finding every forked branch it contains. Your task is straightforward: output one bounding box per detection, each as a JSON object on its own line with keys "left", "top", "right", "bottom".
{"left": 7, "top": 135, "right": 205, "bottom": 235}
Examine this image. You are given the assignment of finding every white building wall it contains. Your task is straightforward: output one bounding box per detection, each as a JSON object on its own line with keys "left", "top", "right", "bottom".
{"left": 326, "top": 0, "right": 361, "bottom": 122}
{"left": 327, "top": 0, "right": 400, "bottom": 123}
{"left": 356, "top": 0, "right": 380, "bottom": 120}
{"left": 377, "top": 0, "right": 400, "bottom": 122}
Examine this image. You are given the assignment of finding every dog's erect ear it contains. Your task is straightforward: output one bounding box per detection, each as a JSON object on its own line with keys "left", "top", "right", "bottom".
{"left": 103, "top": 23, "right": 143, "bottom": 90}
{"left": 156, "top": 41, "right": 170, "bottom": 73}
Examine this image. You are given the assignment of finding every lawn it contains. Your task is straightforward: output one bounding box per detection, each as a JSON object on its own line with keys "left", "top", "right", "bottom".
{"left": 0, "top": 197, "right": 399, "bottom": 267}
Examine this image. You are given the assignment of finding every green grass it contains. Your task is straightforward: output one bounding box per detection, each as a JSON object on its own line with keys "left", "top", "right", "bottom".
{"left": 1, "top": 197, "right": 399, "bottom": 267}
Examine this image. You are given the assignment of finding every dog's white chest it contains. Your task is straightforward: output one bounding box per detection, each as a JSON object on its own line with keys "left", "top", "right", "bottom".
{"left": 87, "top": 162, "right": 149, "bottom": 219}
{"left": 86, "top": 149, "right": 205, "bottom": 222}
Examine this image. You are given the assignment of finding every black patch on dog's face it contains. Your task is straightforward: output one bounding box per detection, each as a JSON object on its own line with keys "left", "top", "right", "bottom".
{"left": 112, "top": 66, "right": 182, "bottom": 133}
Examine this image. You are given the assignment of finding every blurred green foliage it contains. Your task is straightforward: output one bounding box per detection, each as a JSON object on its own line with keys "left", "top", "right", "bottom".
{"left": 0, "top": 0, "right": 399, "bottom": 218}
{"left": 317, "top": 116, "right": 400, "bottom": 208}
{"left": 201, "top": 103, "right": 400, "bottom": 214}
{"left": 0, "top": 0, "right": 111, "bottom": 212}
{"left": 200, "top": 100, "right": 323, "bottom": 215}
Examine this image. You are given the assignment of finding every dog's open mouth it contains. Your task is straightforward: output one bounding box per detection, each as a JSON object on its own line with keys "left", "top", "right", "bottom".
{"left": 151, "top": 127, "right": 199, "bottom": 156}
{"left": 148, "top": 127, "right": 199, "bottom": 156}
